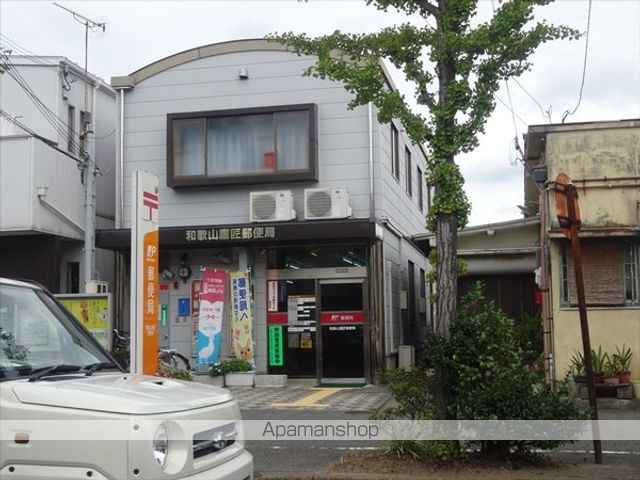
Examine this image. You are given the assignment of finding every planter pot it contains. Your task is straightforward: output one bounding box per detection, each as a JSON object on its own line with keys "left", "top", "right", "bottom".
{"left": 208, "top": 375, "right": 225, "bottom": 387}
{"left": 193, "top": 374, "right": 225, "bottom": 388}
{"left": 603, "top": 376, "right": 620, "bottom": 385}
{"left": 594, "top": 372, "right": 605, "bottom": 384}
{"left": 573, "top": 375, "right": 588, "bottom": 384}
{"left": 618, "top": 371, "right": 631, "bottom": 384}
{"left": 224, "top": 371, "right": 255, "bottom": 387}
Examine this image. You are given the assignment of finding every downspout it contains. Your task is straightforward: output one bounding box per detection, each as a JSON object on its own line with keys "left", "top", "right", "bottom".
{"left": 117, "top": 88, "right": 125, "bottom": 229}
{"left": 368, "top": 102, "right": 375, "bottom": 219}
{"left": 540, "top": 183, "right": 553, "bottom": 386}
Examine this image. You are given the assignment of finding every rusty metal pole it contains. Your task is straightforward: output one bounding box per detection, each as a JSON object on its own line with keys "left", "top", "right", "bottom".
{"left": 565, "top": 183, "right": 603, "bottom": 464}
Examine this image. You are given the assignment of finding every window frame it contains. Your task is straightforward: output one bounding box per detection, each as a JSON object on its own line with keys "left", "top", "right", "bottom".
{"left": 417, "top": 165, "right": 423, "bottom": 211}
{"left": 405, "top": 146, "right": 412, "bottom": 197}
{"left": 167, "top": 103, "right": 318, "bottom": 188}
{"left": 560, "top": 238, "right": 639, "bottom": 308}
{"left": 391, "top": 123, "right": 400, "bottom": 181}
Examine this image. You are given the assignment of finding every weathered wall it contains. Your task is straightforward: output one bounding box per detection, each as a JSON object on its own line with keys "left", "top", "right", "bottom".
{"left": 550, "top": 242, "right": 640, "bottom": 381}
{"left": 546, "top": 126, "right": 640, "bottom": 229}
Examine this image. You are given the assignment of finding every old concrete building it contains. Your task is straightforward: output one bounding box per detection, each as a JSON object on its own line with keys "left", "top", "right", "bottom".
{"left": 525, "top": 119, "right": 640, "bottom": 382}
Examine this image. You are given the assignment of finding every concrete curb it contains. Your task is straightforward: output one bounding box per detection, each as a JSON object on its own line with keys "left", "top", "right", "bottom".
{"left": 255, "top": 472, "right": 432, "bottom": 480}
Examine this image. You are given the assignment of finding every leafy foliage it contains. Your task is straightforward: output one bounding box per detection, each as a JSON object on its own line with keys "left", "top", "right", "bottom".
{"left": 424, "top": 283, "right": 588, "bottom": 455}
{"left": 372, "top": 366, "right": 464, "bottom": 462}
{"left": 0, "top": 328, "right": 29, "bottom": 361}
{"left": 216, "top": 358, "right": 253, "bottom": 374}
{"left": 272, "top": 0, "right": 580, "bottom": 230}
{"left": 157, "top": 361, "right": 193, "bottom": 381}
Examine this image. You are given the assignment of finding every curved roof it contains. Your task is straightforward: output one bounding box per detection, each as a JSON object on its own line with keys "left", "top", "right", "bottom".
{"left": 111, "top": 38, "right": 290, "bottom": 88}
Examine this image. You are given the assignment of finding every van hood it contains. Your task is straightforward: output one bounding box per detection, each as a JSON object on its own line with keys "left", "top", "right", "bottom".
{"left": 12, "top": 374, "right": 233, "bottom": 414}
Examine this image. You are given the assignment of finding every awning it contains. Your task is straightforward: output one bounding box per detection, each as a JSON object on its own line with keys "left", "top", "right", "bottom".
{"left": 97, "top": 219, "right": 378, "bottom": 251}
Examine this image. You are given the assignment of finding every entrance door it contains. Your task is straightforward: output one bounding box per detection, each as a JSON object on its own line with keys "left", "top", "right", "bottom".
{"left": 319, "top": 280, "right": 365, "bottom": 382}
{"left": 267, "top": 279, "right": 317, "bottom": 377}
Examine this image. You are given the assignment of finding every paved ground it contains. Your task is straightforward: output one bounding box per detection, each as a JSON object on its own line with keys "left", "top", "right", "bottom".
{"left": 222, "top": 380, "right": 639, "bottom": 477}
{"left": 227, "top": 382, "right": 391, "bottom": 411}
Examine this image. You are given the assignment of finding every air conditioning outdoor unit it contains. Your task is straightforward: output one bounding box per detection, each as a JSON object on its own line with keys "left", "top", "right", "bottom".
{"left": 304, "top": 188, "right": 352, "bottom": 220}
{"left": 250, "top": 190, "right": 296, "bottom": 223}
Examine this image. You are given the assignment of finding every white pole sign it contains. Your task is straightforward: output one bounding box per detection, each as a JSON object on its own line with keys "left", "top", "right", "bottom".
{"left": 129, "top": 171, "right": 159, "bottom": 375}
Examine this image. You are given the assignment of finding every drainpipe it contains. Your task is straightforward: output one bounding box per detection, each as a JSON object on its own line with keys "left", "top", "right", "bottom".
{"left": 368, "top": 102, "right": 375, "bottom": 220}
{"left": 540, "top": 184, "right": 553, "bottom": 386}
{"left": 116, "top": 88, "right": 125, "bottom": 229}
{"left": 83, "top": 83, "right": 99, "bottom": 291}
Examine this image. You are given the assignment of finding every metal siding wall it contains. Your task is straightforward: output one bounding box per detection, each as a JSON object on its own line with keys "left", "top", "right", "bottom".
{"left": 122, "top": 51, "right": 372, "bottom": 228}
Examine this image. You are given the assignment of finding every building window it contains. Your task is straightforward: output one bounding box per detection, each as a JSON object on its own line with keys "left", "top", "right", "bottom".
{"left": 391, "top": 124, "right": 399, "bottom": 180}
{"left": 167, "top": 104, "right": 317, "bottom": 188}
{"left": 417, "top": 166, "right": 424, "bottom": 211}
{"left": 419, "top": 268, "right": 426, "bottom": 298}
{"left": 405, "top": 147, "right": 412, "bottom": 197}
{"left": 67, "top": 105, "right": 75, "bottom": 153}
{"left": 560, "top": 238, "right": 639, "bottom": 307}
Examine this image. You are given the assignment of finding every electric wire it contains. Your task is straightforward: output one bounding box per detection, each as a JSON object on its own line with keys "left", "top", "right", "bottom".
{"left": 1, "top": 53, "right": 83, "bottom": 153}
{"left": 562, "top": 0, "right": 593, "bottom": 123}
{"left": 0, "top": 34, "right": 56, "bottom": 66}
{"left": 0, "top": 107, "right": 84, "bottom": 166}
{"left": 512, "top": 78, "right": 553, "bottom": 123}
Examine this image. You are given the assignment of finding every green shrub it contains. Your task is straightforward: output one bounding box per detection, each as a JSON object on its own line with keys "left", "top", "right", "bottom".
{"left": 217, "top": 358, "right": 253, "bottom": 374}
{"left": 372, "top": 366, "right": 464, "bottom": 463}
{"left": 157, "top": 361, "right": 193, "bottom": 381}
{"left": 424, "top": 283, "right": 588, "bottom": 456}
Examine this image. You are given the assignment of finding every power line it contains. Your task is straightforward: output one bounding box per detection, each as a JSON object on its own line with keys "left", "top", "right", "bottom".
{"left": 0, "top": 34, "right": 56, "bottom": 66}
{"left": 0, "top": 108, "right": 84, "bottom": 166}
{"left": 512, "top": 78, "right": 553, "bottom": 123}
{"left": 495, "top": 95, "right": 528, "bottom": 127}
{"left": 562, "top": 0, "right": 593, "bottom": 123}
{"left": 0, "top": 53, "right": 82, "bottom": 153}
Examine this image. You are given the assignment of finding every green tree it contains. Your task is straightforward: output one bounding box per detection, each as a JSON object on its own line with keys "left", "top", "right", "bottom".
{"left": 273, "top": 0, "right": 579, "bottom": 335}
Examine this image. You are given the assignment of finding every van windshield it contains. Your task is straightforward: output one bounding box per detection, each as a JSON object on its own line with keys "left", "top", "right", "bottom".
{"left": 0, "top": 283, "right": 114, "bottom": 380}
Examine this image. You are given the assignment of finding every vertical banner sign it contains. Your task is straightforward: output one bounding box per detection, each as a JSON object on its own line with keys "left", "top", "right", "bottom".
{"left": 197, "top": 269, "right": 226, "bottom": 366}
{"left": 230, "top": 270, "right": 254, "bottom": 364}
{"left": 130, "top": 171, "right": 159, "bottom": 375}
{"left": 191, "top": 280, "right": 202, "bottom": 317}
{"left": 268, "top": 325, "right": 283, "bottom": 366}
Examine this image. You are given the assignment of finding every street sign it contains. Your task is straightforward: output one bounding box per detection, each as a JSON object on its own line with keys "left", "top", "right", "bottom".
{"left": 130, "top": 171, "right": 159, "bottom": 375}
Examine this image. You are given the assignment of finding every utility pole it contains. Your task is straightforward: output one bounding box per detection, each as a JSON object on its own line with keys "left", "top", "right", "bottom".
{"left": 54, "top": 3, "right": 105, "bottom": 293}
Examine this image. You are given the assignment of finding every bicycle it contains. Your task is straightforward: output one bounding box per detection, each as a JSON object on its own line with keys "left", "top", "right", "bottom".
{"left": 112, "top": 329, "right": 192, "bottom": 372}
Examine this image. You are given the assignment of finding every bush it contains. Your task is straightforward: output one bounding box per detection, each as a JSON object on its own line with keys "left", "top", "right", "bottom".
{"left": 372, "top": 366, "right": 464, "bottom": 463}
{"left": 216, "top": 358, "right": 253, "bottom": 374}
{"left": 157, "top": 361, "right": 193, "bottom": 381}
{"left": 424, "top": 283, "right": 588, "bottom": 456}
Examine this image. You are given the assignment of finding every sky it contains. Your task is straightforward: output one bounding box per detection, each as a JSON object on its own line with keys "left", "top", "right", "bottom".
{"left": 1, "top": 0, "right": 639, "bottom": 226}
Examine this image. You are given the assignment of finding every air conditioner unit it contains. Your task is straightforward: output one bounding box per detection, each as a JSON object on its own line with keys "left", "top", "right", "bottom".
{"left": 86, "top": 281, "right": 109, "bottom": 294}
{"left": 304, "top": 188, "right": 352, "bottom": 220}
{"left": 250, "top": 190, "right": 296, "bottom": 223}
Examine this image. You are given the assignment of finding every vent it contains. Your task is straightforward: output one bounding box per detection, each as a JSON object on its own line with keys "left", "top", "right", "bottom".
{"left": 250, "top": 191, "right": 296, "bottom": 223}
{"left": 304, "top": 188, "right": 352, "bottom": 220}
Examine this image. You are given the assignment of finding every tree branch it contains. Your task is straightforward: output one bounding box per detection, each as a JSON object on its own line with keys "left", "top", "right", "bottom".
{"left": 416, "top": 0, "right": 439, "bottom": 18}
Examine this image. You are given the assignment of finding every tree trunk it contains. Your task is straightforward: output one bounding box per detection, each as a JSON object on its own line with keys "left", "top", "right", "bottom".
{"left": 435, "top": 211, "right": 458, "bottom": 336}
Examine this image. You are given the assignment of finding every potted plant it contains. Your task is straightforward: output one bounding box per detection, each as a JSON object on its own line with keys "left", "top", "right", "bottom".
{"left": 591, "top": 346, "right": 607, "bottom": 384}
{"left": 207, "top": 362, "right": 226, "bottom": 387}
{"left": 568, "top": 351, "right": 587, "bottom": 384}
{"left": 603, "top": 355, "right": 620, "bottom": 384}
{"left": 612, "top": 344, "right": 633, "bottom": 384}
{"left": 220, "top": 358, "right": 254, "bottom": 387}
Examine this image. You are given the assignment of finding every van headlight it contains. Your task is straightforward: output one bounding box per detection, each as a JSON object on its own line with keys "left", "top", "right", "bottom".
{"left": 153, "top": 424, "right": 169, "bottom": 469}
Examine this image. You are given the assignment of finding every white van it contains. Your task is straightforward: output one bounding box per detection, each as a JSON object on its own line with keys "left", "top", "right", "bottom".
{"left": 0, "top": 278, "right": 253, "bottom": 479}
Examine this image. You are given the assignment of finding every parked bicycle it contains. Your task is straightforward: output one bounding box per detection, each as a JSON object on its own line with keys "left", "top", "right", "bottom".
{"left": 111, "top": 329, "right": 192, "bottom": 372}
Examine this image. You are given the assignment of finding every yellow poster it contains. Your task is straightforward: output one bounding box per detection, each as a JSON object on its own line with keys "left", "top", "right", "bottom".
{"left": 229, "top": 270, "right": 254, "bottom": 364}
{"left": 58, "top": 295, "right": 110, "bottom": 349}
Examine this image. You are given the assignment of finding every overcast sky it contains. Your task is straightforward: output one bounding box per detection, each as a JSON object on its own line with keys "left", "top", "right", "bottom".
{"left": 1, "top": 1, "right": 639, "bottom": 226}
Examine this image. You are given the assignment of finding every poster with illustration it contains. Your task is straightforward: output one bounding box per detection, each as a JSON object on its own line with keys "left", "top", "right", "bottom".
{"left": 57, "top": 294, "right": 111, "bottom": 349}
{"left": 197, "top": 269, "right": 227, "bottom": 366}
{"left": 230, "top": 270, "right": 254, "bottom": 364}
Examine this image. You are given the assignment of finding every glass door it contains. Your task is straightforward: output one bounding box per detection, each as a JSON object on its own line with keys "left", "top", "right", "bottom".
{"left": 319, "top": 280, "right": 365, "bottom": 381}
{"left": 267, "top": 279, "right": 317, "bottom": 377}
